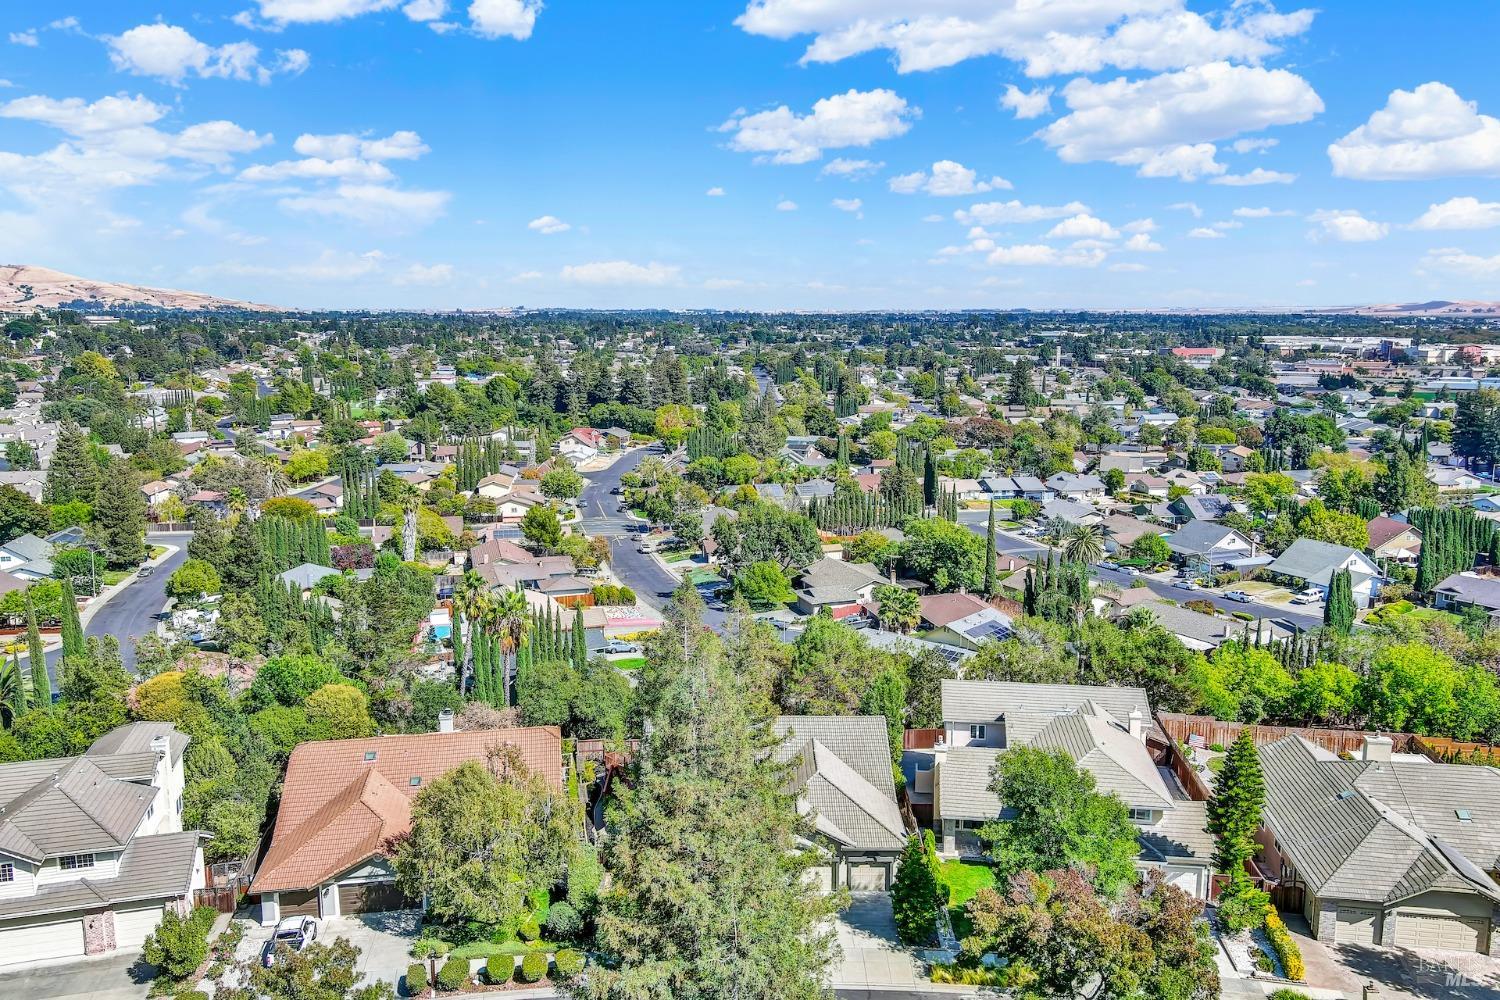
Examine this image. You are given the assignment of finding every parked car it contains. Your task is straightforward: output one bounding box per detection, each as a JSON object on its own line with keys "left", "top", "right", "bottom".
{"left": 1290, "top": 590, "right": 1321, "bottom": 605}
{"left": 262, "top": 917, "right": 318, "bottom": 967}
{"left": 1172, "top": 580, "right": 1200, "bottom": 591}
{"left": 1098, "top": 561, "right": 1119, "bottom": 571}
{"left": 603, "top": 639, "right": 640, "bottom": 655}
{"left": 137, "top": 565, "right": 154, "bottom": 578}
{"left": 1224, "top": 590, "right": 1251, "bottom": 603}
{"left": 609, "top": 486, "right": 623, "bottom": 495}
{"left": 1123, "top": 566, "right": 1141, "bottom": 577}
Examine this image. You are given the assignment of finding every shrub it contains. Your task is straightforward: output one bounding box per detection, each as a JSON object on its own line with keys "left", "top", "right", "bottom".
{"left": 518, "top": 917, "right": 541, "bottom": 942}
{"left": 930, "top": 963, "right": 1008, "bottom": 986}
{"left": 1217, "top": 880, "right": 1271, "bottom": 934}
{"left": 517, "top": 952, "right": 548, "bottom": 983}
{"left": 1269, "top": 991, "right": 1312, "bottom": 1000}
{"left": 410, "top": 937, "right": 451, "bottom": 958}
{"left": 553, "top": 949, "right": 586, "bottom": 977}
{"left": 142, "top": 905, "right": 217, "bottom": 980}
{"left": 436, "top": 956, "right": 469, "bottom": 991}
{"left": 1264, "top": 908, "right": 1305, "bottom": 981}
{"left": 406, "top": 963, "right": 429, "bottom": 993}
{"left": 485, "top": 955, "right": 513, "bottom": 984}
{"left": 545, "top": 901, "right": 582, "bottom": 938}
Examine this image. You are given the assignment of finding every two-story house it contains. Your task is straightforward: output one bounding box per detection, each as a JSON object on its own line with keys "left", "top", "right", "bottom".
{"left": 914, "top": 680, "right": 1212, "bottom": 899}
{"left": 0, "top": 723, "right": 206, "bottom": 967}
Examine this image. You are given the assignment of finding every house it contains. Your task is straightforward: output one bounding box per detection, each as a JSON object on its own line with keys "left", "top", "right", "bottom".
{"left": 1267, "top": 538, "right": 1384, "bottom": 608}
{"left": 923, "top": 681, "right": 1211, "bottom": 898}
{"left": 1120, "top": 600, "right": 1291, "bottom": 652}
{"left": 1098, "top": 514, "right": 1165, "bottom": 552}
{"left": 1009, "top": 476, "right": 1050, "bottom": 502}
{"left": 1038, "top": 497, "right": 1100, "bottom": 528}
{"left": 1045, "top": 473, "right": 1105, "bottom": 500}
{"left": 278, "top": 562, "right": 341, "bottom": 592}
{"left": 557, "top": 428, "right": 603, "bottom": 462}
{"left": 1430, "top": 468, "right": 1486, "bottom": 492}
{"left": 772, "top": 717, "right": 906, "bottom": 891}
{"left": 916, "top": 593, "right": 1014, "bottom": 649}
{"left": 536, "top": 575, "right": 595, "bottom": 608}
{"left": 1170, "top": 495, "right": 1233, "bottom": 522}
{"left": 1258, "top": 735, "right": 1500, "bottom": 954}
{"left": 0, "top": 723, "right": 207, "bottom": 967}
{"left": 1432, "top": 571, "right": 1500, "bottom": 616}
{"left": 475, "top": 471, "right": 520, "bottom": 499}
{"left": 0, "top": 532, "right": 52, "bottom": 578}
{"left": 1126, "top": 475, "right": 1171, "bottom": 498}
{"left": 184, "top": 490, "right": 229, "bottom": 517}
{"left": 299, "top": 482, "right": 343, "bottom": 510}
{"left": 140, "top": 480, "right": 175, "bottom": 508}
{"left": 1166, "top": 520, "right": 1256, "bottom": 572}
{"left": 1366, "top": 516, "right": 1422, "bottom": 564}
{"left": 252, "top": 721, "right": 563, "bottom": 924}
{"left": 794, "top": 558, "right": 887, "bottom": 617}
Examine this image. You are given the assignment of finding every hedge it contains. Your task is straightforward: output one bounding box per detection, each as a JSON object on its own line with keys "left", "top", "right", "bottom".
{"left": 485, "top": 955, "right": 513, "bottom": 983}
{"left": 518, "top": 917, "right": 542, "bottom": 942}
{"left": 1264, "top": 908, "right": 1305, "bottom": 982}
{"left": 436, "top": 956, "right": 469, "bottom": 991}
{"left": 405, "top": 963, "right": 428, "bottom": 993}
{"left": 518, "top": 952, "right": 548, "bottom": 983}
{"left": 554, "top": 949, "right": 586, "bottom": 977}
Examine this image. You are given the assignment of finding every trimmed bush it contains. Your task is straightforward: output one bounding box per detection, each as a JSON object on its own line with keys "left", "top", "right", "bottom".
{"left": 517, "top": 951, "right": 548, "bottom": 983}
{"left": 1264, "top": 908, "right": 1305, "bottom": 981}
{"left": 485, "top": 955, "right": 513, "bottom": 984}
{"left": 518, "top": 917, "right": 542, "bottom": 942}
{"left": 545, "top": 901, "right": 582, "bottom": 938}
{"left": 553, "top": 949, "right": 586, "bottom": 977}
{"left": 405, "top": 963, "right": 429, "bottom": 993}
{"left": 1269, "top": 991, "right": 1312, "bottom": 1000}
{"left": 436, "top": 956, "right": 469, "bottom": 991}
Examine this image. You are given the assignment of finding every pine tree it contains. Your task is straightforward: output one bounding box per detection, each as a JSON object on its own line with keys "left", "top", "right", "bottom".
{"left": 890, "top": 833, "right": 942, "bottom": 945}
{"left": 1323, "top": 568, "right": 1355, "bottom": 634}
{"left": 983, "top": 500, "right": 998, "bottom": 598}
{"left": 572, "top": 605, "right": 587, "bottom": 671}
{"left": 1207, "top": 730, "right": 1265, "bottom": 875}
{"left": 188, "top": 514, "right": 230, "bottom": 572}
{"left": 60, "top": 579, "right": 84, "bottom": 660}
{"left": 43, "top": 421, "right": 99, "bottom": 506}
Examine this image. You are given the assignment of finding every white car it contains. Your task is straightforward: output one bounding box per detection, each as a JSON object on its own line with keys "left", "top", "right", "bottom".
{"left": 1224, "top": 590, "right": 1252, "bottom": 603}
{"left": 1290, "top": 591, "right": 1321, "bottom": 605}
{"left": 1172, "top": 579, "right": 1200, "bottom": 591}
{"left": 603, "top": 639, "right": 640, "bottom": 655}
{"left": 262, "top": 916, "right": 318, "bottom": 966}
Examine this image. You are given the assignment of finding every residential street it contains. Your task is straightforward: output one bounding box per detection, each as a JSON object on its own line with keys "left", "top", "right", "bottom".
{"left": 42, "top": 530, "right": 190, "bottom": 688}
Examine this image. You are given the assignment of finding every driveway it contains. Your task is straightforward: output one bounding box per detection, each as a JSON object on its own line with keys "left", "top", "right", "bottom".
{"left": 831, "top": 893, "right": 922, "bottom": 990}
{"left": 0, "top": 950, "right": 152, "bottom": 1000}
{"left": 223, "top": 910, "right": 421, "bottom": 992}
{"left": 1327, "top": 943, "right": 1500, "bottom": 1000}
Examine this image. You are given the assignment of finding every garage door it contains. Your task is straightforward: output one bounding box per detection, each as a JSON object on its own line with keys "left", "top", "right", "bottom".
{"left": 1394, "top": 913, "right": 1488, "bottom": 953}
{"left": 0, "top": 916, "right": 86, "bottom": 965}
{"left": 1335, "top": 907, "right": 1379, "bottom": 946}
{"left": 848, "top": 864, "right": 890, "bottom": 891}
{"left": 337, "top": 882, "right": 411, "bottom": 914}
{"left": 1164, "top": 866, "right": 1201, "bottom": 897}
{"left": 113, "top": 902, "right": 166, "bottom": 950}
{"left": 279, "top": 890, "right": 320, "bottom": 918}
{"left": 803, "top": 866, "right": 835, "bottom": 892}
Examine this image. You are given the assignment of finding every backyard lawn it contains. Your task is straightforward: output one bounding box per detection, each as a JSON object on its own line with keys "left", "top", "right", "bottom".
{"left": 938, "top": 860, "right": 996, "bottom": 941}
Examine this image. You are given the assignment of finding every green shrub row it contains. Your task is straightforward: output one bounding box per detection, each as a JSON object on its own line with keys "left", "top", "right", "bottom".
{"left": 1264, "top": 908, "right": 1305, "bottom": 982}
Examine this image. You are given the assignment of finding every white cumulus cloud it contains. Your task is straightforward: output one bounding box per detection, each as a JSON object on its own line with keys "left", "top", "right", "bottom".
{"left": 1210, "top": 167, "right": 1296, "bottom": 185}
{"left": 1308, "top": 209, "right": 1388, "bottom": 242}
{"left": 107, "top": 24, "right": 309, "bottom": 86}
{"left": 889, "top": 160, "right": 1010, "bottom": 196}
{"left": 719, "top": 88, "right": 917, "bottom": 165}
{"left": 831, "top": 197, "right": 862, "bottom": 214}
{"left": 527, "top": 214, "right": 570, "bottom": 234}
{"left": 1046, "top": 213, "right": 1119, "bottom": 240}
{"left": 821, "top": 157, "right": 883, "bottom": 178}
{"left": 1330, "top": 82, "right": 1500, "bottom": 180}
{"left": 705, "top": 186, "right": 725, "bottom": 196}
{"left": 954, "top": 199, "right": 1090, "bottom": 226}
{"left": 1411, "top": 196, "right": 1500, "bottom": 231}
{"left": 1421, "top": 247, "right": 1500, "bottom": 276}
{"left": 1000, "top": 84, "right": 1052, "bottom": 119}
{"left": 560, "top": 260, "right": 681, "bottom": 286}
{"left": 776, "top": 199, "right": 798, "bottom": 211}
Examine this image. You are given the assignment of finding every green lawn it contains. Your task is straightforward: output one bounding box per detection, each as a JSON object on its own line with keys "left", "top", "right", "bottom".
{"left": 612, "top": 656, "right": 645, "bottom": 671}
{"left": 938, "top": 860, "right": 996, "bottom": 907}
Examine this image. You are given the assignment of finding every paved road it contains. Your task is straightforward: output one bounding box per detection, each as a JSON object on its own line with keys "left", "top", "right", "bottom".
{"left": 43, "top": 531, "right": 190, "bottom": 687}
{"left": 954, "top": 510, "right": 1323, "bottom": 631}
{"left": 579, "top": 449, "right": 729, "bottom": 630}
{"left": 0, "top": 950, "right": 152, "bottom": 1000}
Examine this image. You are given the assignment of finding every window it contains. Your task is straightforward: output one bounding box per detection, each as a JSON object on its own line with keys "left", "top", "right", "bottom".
{"left": 968, "top": 724, "right": 986, "bottom": 741}
{"left": 0, "top": 863, "right": 13, "bottom": 883}
{"left": 363, "top": 751, "right": 377, "bottom": 762}
{"left": 409, "top": 777, "right": 422, "bottom": 787}
{"left": 58, "top": 854, "right": 95, "bottom": 871}
{"left": 1127, "top": 808, "right": 1154, "bottom": 823}
{"left": 1456, "top": 808, "right": 1473, "bottom": 823}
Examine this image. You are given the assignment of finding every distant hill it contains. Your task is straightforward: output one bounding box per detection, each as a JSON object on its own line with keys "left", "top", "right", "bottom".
{"left": 0, "top": 264, "right": 275, "bottom": 313}
{"left": 1317, "top": 299, "right": 1500, "bottom": 317}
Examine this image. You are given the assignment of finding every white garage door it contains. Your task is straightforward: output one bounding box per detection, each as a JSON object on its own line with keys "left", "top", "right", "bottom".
{"left": 1394, "top": 913, "right": 1487, "bottom": 953}
{"left": 1163, "top": 866, "right": 1201, "bottom": 897}
{"left": 0, "top": 916, "right": 86, "bottom": 965}
{"left": 848, "top": 864, "right": 889, "bottom": 891}
{"left": 803, "top": 865, "right": 835, "bottom": 893}
{"left": 1335, "top": 907, "right": 1379, "bottom": 946}
{"left": 113, "top": 902, "right": 166, "bottom": 951}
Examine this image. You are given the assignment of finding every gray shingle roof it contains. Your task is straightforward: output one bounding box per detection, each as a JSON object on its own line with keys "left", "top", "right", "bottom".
{"left": 937, "top": 747, "right": 1001, "bottom": 820}
{"left": 774, "top": 716, "right": 905, "bottom": 852}
{"left": 278, "top": 562, "right": 341, "bottom": 589}
{"left": 1433, "top": 572, "right": 1500, "bottom": 611}
{"left": 1267, "top": 538, "right": 1377, "bottom": 587}
{"left": 1260, "top": 737, "right": 1500, "bottom": 906}
{"left": 942, "top": 680, "right": 1151, "bottom": 727}
{"left": 1166, "top": 519, "right": 1248, "bottom": 556}
{"left": 1139, "top": 799, "right": 1213, "bottom": 862}
{"left": 0, "top": 831, "right": 203, "bottom": 920}
{"left": 1023, "top": 711, "right": 1174, "bottom": 809}
{"left": 0, "top": 757, "right": 156, "bottom": 862}
{"left": 796, "top": 559, "right": 887, "bottom": 605}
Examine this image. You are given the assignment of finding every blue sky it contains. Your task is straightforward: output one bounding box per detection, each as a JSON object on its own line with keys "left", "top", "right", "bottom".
{"left": 3, "top": 1, "right": 1500, "bottom": 310}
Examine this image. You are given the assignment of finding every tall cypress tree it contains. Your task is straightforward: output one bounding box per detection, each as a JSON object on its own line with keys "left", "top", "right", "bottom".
{"left": 572, "top": 605, "right": 588, "bottom": 670}
{"left": 890, "top": 833, "right": 942, "bottom": 945}
{"left": 24, "top": 592, "right": 46, "bottom": 705}
{"left": 1324, "top": 568, "right": 1355, "bottom": 635}
{"left": 983, "top": 500, "right": 998, "bottom": 598}
{"left": 59, "top": 579, "right": 84, "bottom": 660}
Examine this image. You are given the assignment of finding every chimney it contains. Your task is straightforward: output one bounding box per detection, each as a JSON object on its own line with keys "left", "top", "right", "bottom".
{"left": 437, "top": 709, "right": 455, "bottom": 734}
{"left": 1128, "top": 707, "right": 1146, "bottom": 742}
{"left": 151, "top": 734, "right": 170, "bottom": 758}
{"left": 1362, "top": 734, "right": 1393, "bottom": 763}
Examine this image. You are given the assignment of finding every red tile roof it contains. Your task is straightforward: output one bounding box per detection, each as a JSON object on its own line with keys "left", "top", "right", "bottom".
{"left": 1366, "top": 515, "right": 1420, "bottom": 551}
{"left": 251, "top": 727, "right": 562, "bottom": 894}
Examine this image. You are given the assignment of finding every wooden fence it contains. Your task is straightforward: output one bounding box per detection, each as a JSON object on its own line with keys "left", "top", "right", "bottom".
{"left": 903, "top": 728, "right": 944, "bottom": 750}
{"left": 1411, "top": 735, "right": 1500, "bottom": 765}
{"left": 1156, "top": 712, "right": 1416, "bottom": 756}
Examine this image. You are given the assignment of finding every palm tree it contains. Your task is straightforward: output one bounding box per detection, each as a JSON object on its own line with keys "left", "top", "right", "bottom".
{"left": 492, "top": 585, "right": 531, "bottom": 704}
{"left": 451, "top": 570, "right": 494, "bottom": 694}
{"left": 1063, "top": 523, "right": 1105, "bottom": 566}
